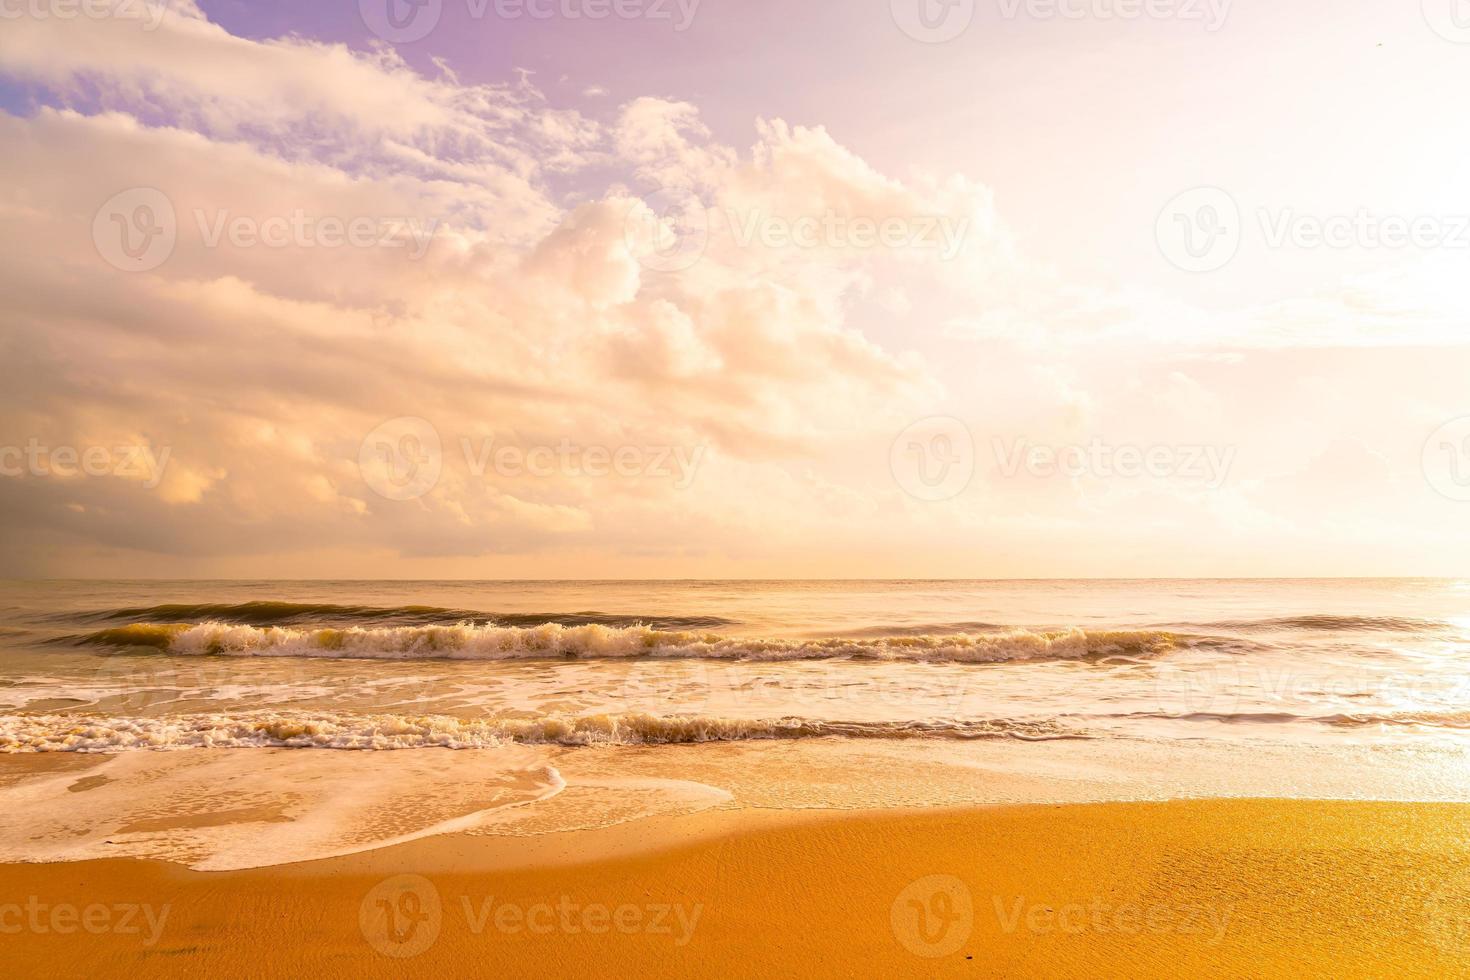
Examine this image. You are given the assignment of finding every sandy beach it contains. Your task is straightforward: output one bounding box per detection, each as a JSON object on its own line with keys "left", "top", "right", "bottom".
{"left": 4, "top": 797, "right": 1468, "bottom": 978}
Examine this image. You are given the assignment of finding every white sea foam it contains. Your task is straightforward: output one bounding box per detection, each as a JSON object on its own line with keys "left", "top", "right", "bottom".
{"left": 89, "top": 621, "right": 1178, "bottom": 664}
{"left": 0, "top": 710, "right": 1087, "bottom": 751}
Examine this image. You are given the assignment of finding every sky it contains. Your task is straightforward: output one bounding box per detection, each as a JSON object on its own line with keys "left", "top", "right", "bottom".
{"left": 2, "top": 0, "right": 1470, "bottom": 578}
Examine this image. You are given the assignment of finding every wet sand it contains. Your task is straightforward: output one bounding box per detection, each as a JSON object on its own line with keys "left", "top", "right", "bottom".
{"left": 3, "top": 798, "right": 1469, "bottom": 978}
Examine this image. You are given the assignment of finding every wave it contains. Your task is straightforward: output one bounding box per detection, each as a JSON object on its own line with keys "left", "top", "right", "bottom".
{"left": 1097, "top": 708, "right": 1470, "bottom": 734}
{"left": 76, "top": 601, "right": 733, "bottom": 631}
{"left": 1324, "top": 710, "right": 1470, "bottom": 730}
{"left": 77, "top": 621, "right": 1180, "bottom": 664}
{"left": 1186, "top": 614, "right": 1454, "bottom": 634}
{"left": 0, "top": 710, "right": 1088, "bottom": 751}
{"left": 85, "top": 601, "right": 480, "bottom": 626}
{"left": 1101, "top": 710, "right": 1305, "bottom": 725}
{"left": 827, "top": 621, "right": 1008, "bottom": 638}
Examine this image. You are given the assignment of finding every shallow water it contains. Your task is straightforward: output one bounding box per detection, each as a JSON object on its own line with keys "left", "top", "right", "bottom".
{"left": 2, "top": 578, "right": 1470, "bottom": 750}
{"left": 6, "top": 579, "right": 1470, "bottom": 868}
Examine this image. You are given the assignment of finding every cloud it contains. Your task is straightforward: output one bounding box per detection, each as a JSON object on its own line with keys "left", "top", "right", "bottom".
{"left": 0, "top": 8, "right": 985, "bottom": 574}
{"left": 5, "top": 7, "right": 1464, "bottom": 577}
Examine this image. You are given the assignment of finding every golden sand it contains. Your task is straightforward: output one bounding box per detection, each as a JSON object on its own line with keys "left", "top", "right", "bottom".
{"left": 2, "top": 799, "right": 1469, "bottom": 978}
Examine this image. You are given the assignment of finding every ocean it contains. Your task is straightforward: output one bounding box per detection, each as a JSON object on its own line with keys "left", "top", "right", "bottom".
{"left": 4, "top": 577, "right": 1470, "bottom": 750}
{"left": 6, "top": 578, "right": 1470, "bottom": 869}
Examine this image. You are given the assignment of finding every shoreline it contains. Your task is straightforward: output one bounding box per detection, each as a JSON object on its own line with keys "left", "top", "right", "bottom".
{"left": 3, "top": 798, "right": 1468, "bottom": 978}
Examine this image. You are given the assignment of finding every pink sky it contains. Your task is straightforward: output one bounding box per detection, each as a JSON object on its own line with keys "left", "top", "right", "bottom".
{"left": 2, "top": 0, "right": 1469, "bottom": 577}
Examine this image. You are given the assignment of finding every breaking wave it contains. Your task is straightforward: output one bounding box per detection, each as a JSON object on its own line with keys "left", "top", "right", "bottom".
{"left": 1324, "top": 710, "right": 1470, "bottom": 730}
{"left": 78, "top": 621, "right": 1180, "bottom": 664}
{"left": 1087, "top": 708, "right": 1470, "bottom": 736}
{"left": 1186, "top": 614, "right": 1455, "bottom": 634}
{"left": 0, "top": 710, "right": 1088, "bottom": 751}
{"left": 76, "top": 601, "right": 732, "bottom": 631}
